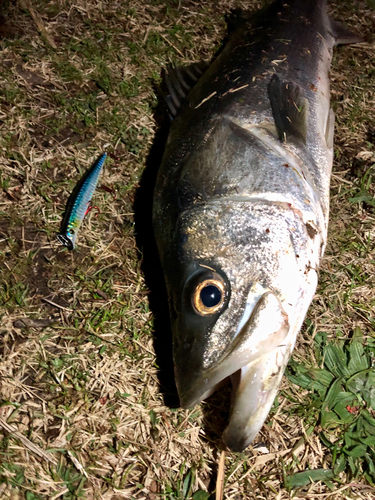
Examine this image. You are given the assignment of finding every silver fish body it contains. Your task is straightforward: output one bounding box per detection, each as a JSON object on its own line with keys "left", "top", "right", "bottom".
{"left": 153, "top": 0, "right": 361, "bottom": 451}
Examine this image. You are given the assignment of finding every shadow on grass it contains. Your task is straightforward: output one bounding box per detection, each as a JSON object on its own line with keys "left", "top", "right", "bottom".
{"left": 133, "top": 99, "right": 179, "bottom": 408}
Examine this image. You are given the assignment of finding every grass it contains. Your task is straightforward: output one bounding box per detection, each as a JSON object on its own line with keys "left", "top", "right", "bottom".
{"left": 0, "top": 0, "right": 374, "bottom": 499}
{"left": 287, "top": 329, "right": 375, "bottom": 483}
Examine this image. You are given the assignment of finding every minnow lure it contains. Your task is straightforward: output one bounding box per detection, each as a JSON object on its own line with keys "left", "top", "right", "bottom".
{"left": 57, "top": 152, "right": 107, "bottom": 250}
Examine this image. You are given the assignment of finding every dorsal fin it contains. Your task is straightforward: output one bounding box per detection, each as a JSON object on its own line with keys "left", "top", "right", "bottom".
{"left": 162, "top": 62, "right": 210, "bottom": 119}
{"left": 267, "top": 74, "right": 308, "bottom": 144}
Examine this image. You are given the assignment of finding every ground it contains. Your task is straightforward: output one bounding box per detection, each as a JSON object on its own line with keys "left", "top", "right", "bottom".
{"left": 0, "top": 0, "right": 374, "bottom": 499}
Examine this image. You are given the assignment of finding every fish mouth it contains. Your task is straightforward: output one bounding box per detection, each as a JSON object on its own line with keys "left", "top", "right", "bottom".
{"left": 178, "top": 291, "right": 291, "bottom": 452}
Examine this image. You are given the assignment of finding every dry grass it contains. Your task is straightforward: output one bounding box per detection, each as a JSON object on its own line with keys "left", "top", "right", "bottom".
{"left": 0, "top": 0, "right": 374, "bottom": 498}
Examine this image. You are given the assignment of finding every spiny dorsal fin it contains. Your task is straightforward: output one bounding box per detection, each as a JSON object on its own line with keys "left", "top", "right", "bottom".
{"left": 267, "top": 73, "right": 308, "bottom": 144}
{"left": 162, "top": 61, "right": 210, "bottom": 119}
{"left": 329, "top": 18, "right": 364, "bottom": 46}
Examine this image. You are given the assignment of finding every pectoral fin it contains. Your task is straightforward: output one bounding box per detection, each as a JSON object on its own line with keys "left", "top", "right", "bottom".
{"left": 329, "top": 18, "right": 364, "bottom": 46}
{"left": 267, "top": 74, "right": 309, "bottom": 144}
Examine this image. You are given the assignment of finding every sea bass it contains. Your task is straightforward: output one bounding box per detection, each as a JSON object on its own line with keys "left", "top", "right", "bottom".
{"left": 153, "top": 0, "right": 361, "bottom": 451}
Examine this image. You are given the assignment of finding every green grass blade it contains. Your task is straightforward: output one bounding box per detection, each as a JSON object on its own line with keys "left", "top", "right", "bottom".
{"left": 285, "top": 469, "right": 334, "bottom": 489}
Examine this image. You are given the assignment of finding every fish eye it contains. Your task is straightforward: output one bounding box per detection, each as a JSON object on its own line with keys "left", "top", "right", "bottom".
{"left": 192, "top": 275, "right": 226, "bottom": 316}
{"left": 200, "top": 285, "right": 222, "bottom": 307}
{"left": 68, "top": 228, "right": 75, "bottom": 235}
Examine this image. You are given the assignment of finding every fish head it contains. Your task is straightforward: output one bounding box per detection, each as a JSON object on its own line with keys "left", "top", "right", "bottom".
{"left": 161, "top": 199, "right": 319, "bottom": 451}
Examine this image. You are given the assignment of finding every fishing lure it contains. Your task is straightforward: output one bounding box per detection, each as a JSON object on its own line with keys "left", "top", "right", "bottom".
{"left": 57, "top": 152, "right": 107, "bottom": 250}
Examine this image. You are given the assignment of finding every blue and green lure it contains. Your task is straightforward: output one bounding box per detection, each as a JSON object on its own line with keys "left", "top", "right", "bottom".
{"left": 57, "top": 152, "right": 107, "bottom": 250}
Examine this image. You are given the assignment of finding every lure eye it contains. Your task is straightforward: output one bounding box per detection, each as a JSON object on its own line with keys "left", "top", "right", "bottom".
{"left": 192, "top": 277, "right": 226, "bottom": 316}
{"left": 68, "top": 228, "right": 75, "bottom": 235}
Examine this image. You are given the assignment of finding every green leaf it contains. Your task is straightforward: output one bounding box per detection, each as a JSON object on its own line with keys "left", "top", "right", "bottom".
{"left": 287, "top": 367, "right": 333, "bottom": 395}
{"left": 347, "top": 455, "right": 358, "bottom": 475}
{"left": 310, "top": 368, "right": 336, "bottom": 390}
{"left": 319, "top": 432, "right": 335, "bottom": 449}
{"left": 333, "top": 454, "right": 347, "bottom": 475}
{"left": 334, "top": 391, "right": 356, "bottom": 403}
{"left": 352, "top": 327, "right": 364, "bottom": 341}
{"left": 347, "top": 370, "right": 375, "bottom": 408}
{"left": 361, "top": 411, "right": 375, "bottom": 437}
{"left": 324, "top": 377, "right": 345, "bottom": 411}
{"left": 333, "top": 393, "right": 358, "bottom": 424}
{"left": 347, "top": 444, "right": 367, "bottom": 458}
{"left": 365, "top": 454, "right": 375, "bottom": 476}
{"left": 344, "top": 432, "right": 361, "bottom": 449}
{"left": 362, "top": 411, "right": 375, "bottom": 428}
{"left": 285, "top": 468, "right": 334, "bottom": 489}
{"left": 360, "top": 436, "right": 375, "bottom": 446}
{"left": 349, "top": 193, "right": 375, "bottom": 206}
{"left": 192, "top": 491, "right": 210, "bottom": 500}
{"left": 348, "top": 341, "right": 370, "bottom": 375}
{"left": 182, "top": 469, "right": 193, "bottom": 499}
{"left": 118, "top": 392, "right": 131, "bottom": 398}
{"left": 321, "top": 406, "right": 340, "bottom": 427}
{"left": 149, "top": 410, "right": 157, "bottom": 427}
{"left": 324, "top": 344, "right": 350, "bottom": 378}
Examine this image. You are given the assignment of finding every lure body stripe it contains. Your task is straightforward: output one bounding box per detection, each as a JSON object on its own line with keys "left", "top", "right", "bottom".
{"left": 58, "top": 152, "right": 107, "bottom": 249}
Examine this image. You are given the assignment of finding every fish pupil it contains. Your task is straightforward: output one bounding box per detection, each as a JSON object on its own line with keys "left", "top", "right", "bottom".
{"left": 200, "top": 285, "right": 221, "bottom": 308}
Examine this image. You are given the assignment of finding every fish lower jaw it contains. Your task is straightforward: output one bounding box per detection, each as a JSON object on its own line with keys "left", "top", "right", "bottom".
{"left": 179, "top": 346, "right": 289, "bottom": 452}
{"left": 223, "top": 357, "right": 286, "bottom": 452}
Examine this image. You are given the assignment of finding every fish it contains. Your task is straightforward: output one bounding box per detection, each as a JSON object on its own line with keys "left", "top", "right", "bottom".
{"left": 152, "top": 0, "right": 362, "bottom": 452}
{"left": 58, "top": 152, "right": 107, "bottom": 250}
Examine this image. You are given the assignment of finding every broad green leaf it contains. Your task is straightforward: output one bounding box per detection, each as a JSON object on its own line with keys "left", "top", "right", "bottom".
{"left": 344, "top": 432, "right": 360, "bottom": 449}
{"left": 347, "top": 370, "right": 375, "bottom": 408}
{"left": 333, "top": 393, "right": 358, "bottom": 424}
{"left": 285, "top": 468, "right": 333, "bottom": 489}
{"left": 347, "top": 444, "right": 367, "bottom": 458}
{"left": 348, "top": 341, "right": 369, "bottom": 375}
{"left": 308, "top": 368, "right": 335, "bottom": 388}
{"left": 324, "top": 344, "right": 350, "bottom": 378}
{"left": 352, "top": 327, "right": 363, "bottom": 341}
{"left": 334, "top": 391, "right": 357, "bottom": 403}
{"left": 324, "top": 377, "right": 344, "bottom": 410}
{"left": 360, "top": 436, "right": 375, "bottom": 446}
{"left": 287, "top": 367, "right": 333, "bottom": 394}
{"left": 362, "top": 411, "right": 375, "bottom": 430}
